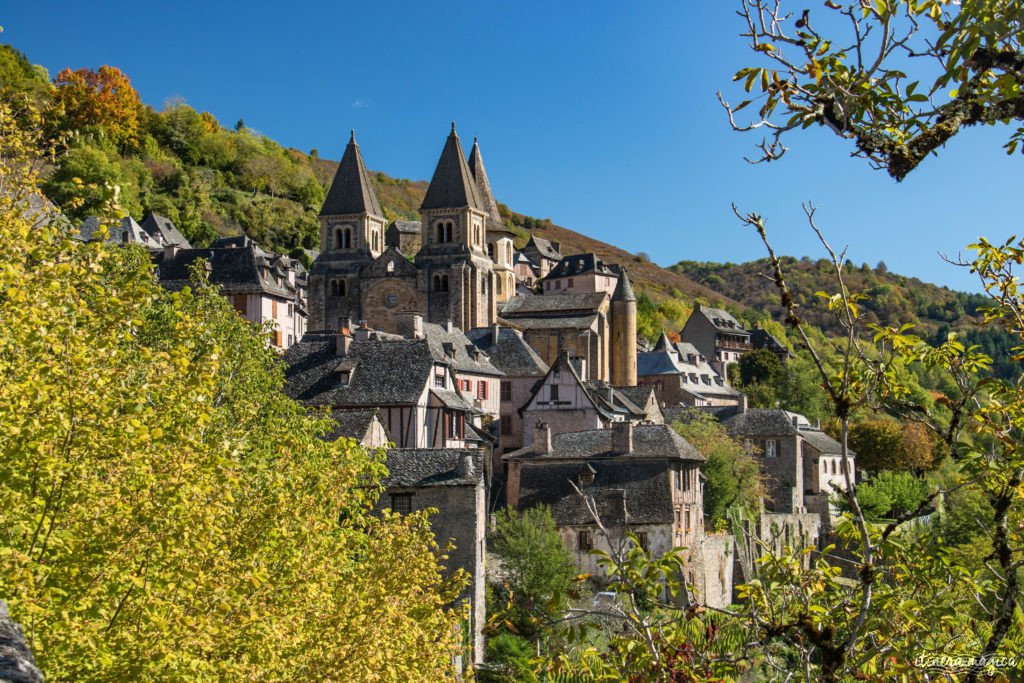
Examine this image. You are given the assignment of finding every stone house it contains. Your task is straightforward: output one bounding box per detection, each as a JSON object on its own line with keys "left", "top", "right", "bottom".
{"left": 513, "top": 251, "right": 539, "bottom": 289}
{"left": 541, "top": 253, "right": 620, "bottom": 296}
{"left": 521, "top": 235, "right": 562, "bottom": 277}
{"left": 373, "top": 448, "right": 487, "bottom": 664}
{"left": 722, "top": 409, "right": 856, "bottom": 520}
{"left": 679, "top": 303, "right": 752, "bottom": 375}
{"left": 638, "top": 332, "right": 742, "bottom": 407}
{"left": 503, "top": 422, "right": 733, "bottom": 607}
{"left": 519, "top": 353, "right": 657, "bottom": 448}
{"left": 465, "top": 325, "right": 550, "bottom": 464}
{"left": 499, "top": 271, "right": 636, "bottom": 385}
{"left": 749, "top": 324, "right": 793, "bottom": 363}
{"left": 283, "top": 330, "right": 483, "bottom": 449}
{"left": 152, "top": 237, "right": 307, "bottom": 349}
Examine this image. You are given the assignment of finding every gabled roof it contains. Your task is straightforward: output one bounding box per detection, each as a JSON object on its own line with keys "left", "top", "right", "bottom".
{"left": 467, "top": 138, "right": 504, "bottom": 230}
{"left": 615, "top": 385, "right": 658, "bottom": 414}
{"left": 362, "top": 247, "right": 419, "bottom": 278}
{"left": 520, "top": 353, "right": 617, "bottom": 420}
{"left": 798, "top": 428, "right": 852, "bottom": 456}
{"left": 689, "top": 304, "right": 749, "bottom": 335}
{"left": 723, "top": 409, "right": 810, "bottom": 437}
{"left": 283, "top": 336, "right": 438, "bottom": 406}
{"left": 383, "top": 448, "right": 484, "bottom": 487}
{"left": 507, "top": 424, "right": 705, "bottom": 462}
{"left": 515, "top": 459, "right": 674, "bottom": 525}
{"left": 501, "top": 291, "right": 608, "bottom": 316}
{"left": 320, "top": 130, "right": 384, "bottom": 217}
{"left": 151, "top": 243, "right": 296, "bottom": 298}
{"left": 420, "top": 124, "right": 483, "bottom": 212}
{"left": 78, "top": 216, "right": 161, "bottom": 249}
{"left": 751, "top": 328, "right": 793, "bottom": 356}
{"left": 323, "top": 408, "right": 388, "bottom": 443}
{"left": 523, "top": 236, "right": 561, "bottom": 261}
{"left": 465, "top": 326, "right": 549, "bottom": 377}
{"left": 422, "top": 322, "right": 504, "bottom": 377}
{"left": 389, "top": 220, "right": 422, "bottom": 234}
{"left": 545, "top": 253, "right": 616, "bottom": 280}
{"left": 141, "top": 212, "right": 192, "bottom": 248}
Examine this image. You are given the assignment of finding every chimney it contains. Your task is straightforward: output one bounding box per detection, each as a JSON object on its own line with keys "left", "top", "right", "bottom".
{"left": 336, "top": 330, "right": 353, "bottom": 357}
{"left": 458, "top": 451, "right": 476, "bottom": 478}
{"left": 791, "top": 415, "right": 799, "bottom": 428}
{"left": 163, "top": 244, "right": 178, "bottom": 259}
{"left": 534, "top": 422, "right": 552, "bottom": 454}
{"left": 740, "top": 394, "right": 748, "bottom": 413}
{"left": 611, "top": 421, "right": 633, "bottom": 455}
{"left": 445, "top": 320, "right": 454, "bottom": 334}
{"left": 491, "top": 323, "right": 500, "bottom": 347}
{"left": 338, "top": 317, "right": 352, "bottom": 334}
{"left": 397, "top": 312, "right": 424, "bottom": 339}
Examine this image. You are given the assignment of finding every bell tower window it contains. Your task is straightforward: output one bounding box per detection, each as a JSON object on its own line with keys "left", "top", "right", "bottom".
{"left": 335, "top": 228, "right": 352, "bottom": 249}
{"left": 331, "top": 279, "right": 347, "bottom": 297}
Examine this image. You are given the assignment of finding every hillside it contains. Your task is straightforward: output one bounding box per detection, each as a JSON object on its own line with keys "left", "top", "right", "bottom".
{"left": 672, "top": 257, "right": 1017, "bottom": 378}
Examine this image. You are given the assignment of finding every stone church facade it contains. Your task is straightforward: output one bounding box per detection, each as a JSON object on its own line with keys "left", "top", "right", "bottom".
{"left": 308, "top": 125, "right": 514, "bottom": 334}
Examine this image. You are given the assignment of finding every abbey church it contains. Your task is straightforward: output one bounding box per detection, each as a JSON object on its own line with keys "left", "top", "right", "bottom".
{"left": 309, "top": 124, "right": 518, "bottom": 335}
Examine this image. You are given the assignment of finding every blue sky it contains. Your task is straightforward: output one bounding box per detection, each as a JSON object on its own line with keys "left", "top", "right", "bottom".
{"left": 5, "top": 1, "right": 1020, "bottom": 292}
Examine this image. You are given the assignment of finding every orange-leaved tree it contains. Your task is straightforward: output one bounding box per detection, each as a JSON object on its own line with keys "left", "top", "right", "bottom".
{"left": 52, "top": 65, "right": 142, "bottom": 149}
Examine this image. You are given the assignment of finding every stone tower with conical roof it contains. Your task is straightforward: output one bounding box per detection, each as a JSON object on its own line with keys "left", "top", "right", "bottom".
{"left": 309, "top": 131, "right": 388, "bottom": 330}
{"left": 468, "top": 138, "right": 516, "bottom": 304}
{"left": 611, "top": 271, "right": 638, "bottom": 386}
{"left": 415, "top": 124, "right": 497, "bottom": 331}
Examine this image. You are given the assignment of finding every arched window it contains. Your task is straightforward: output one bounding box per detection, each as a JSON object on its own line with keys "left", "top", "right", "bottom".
{"left": 436, "top": 223, "right": 444, "bottom": 243}
{"left": 441, "top": 275, "right": 449, "bottom": 292}
{"left": 336, "top": 228, "right": 352, "bottom": 249}
{"left": 331, "top": 279, "right": 347, "bottom": 297}
{"left": 446, "top": 222, "right": 453, "bottom": 242}
{"left": 372, "top": 232, "right": 379, "bottom": 251}
{"left": 496, "top": 276, "right": 502, "bottom": 294}
{"left": 487, "top": 243, "right": 495, "bottom": 260}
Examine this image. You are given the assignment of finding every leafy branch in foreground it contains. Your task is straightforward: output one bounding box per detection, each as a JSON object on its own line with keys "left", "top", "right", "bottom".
{"left": 720, "top": 0, "right": 1024, "bottom": 179}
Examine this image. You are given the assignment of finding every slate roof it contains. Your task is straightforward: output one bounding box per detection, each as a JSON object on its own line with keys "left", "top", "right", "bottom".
{"left": 637, "top": 340, "right": 740, "bottom": 398}
{"left": 383, "top": 448, "right": 484, "bottom": 487}
{"left": 141, "top": 212, "right": 192, "bottom": 248}
{"left": 420, "top": 124, "right": 484, "bottom": 211}
{"left": 751, "top": 328, "right": 792, "bottom": 356}
{"left": 390, "top": 220, "right": 421, "bottom": 234}
{"left": 422, "top": 322, "right": 504, "bottom": 377}
{"left": 501, "top": 292, "right": 607, "bottom": 316}
{"left": 692, "top": 304, "right": 749, "bottom": 335}
{"left": 798, "top": 428, "right": 851, "bottom": 456}
{"left": 320, "top": 131, "right": 384, "bottom": 217}
{"left": 615, "top": 385, "right": 657, "bottom": 413}
{"left": 18, "top": 190, "right": 71, "bottom": 231}
{"left": 516, "top": 460, "right": 674, "bottom": 525}
{"left": 509, "top": 423, "right": 705, "bottom": 462}
{"left": 432, "top": 388, "right": 473, "bottom": 410}
{"left": 520, "top": 353, "right": 617, "bottom": 421}
{"left": 467, "top": 138, "right": 504, "bottom": 230}
{"left": 78, "top": 216, "right": 161, "bottom": 248}
{"left": 152, "top": 243, "right": 296, "bottom": 298}
{"left": 723, "top": 409, "right": 810, "bottom": 437}
{"left": 546, "top": 253, "right": 616, "bottom": 280}
{"left": 500, "top": 313, "right": 600, "bottom": 331}
{"left": 283, "top": 337, "right": 437, "bottom": 406}
{"left": 465, "top": 326, "right": 550, "bottom": 377}
{"left": 324, "top": 409, "right": 385, "bottom": 443}
{"left": 524, "top": 236, "right": 562, "bottom": 261}
{"left": 612, "top": 272, "right": 636, "bottom": 303}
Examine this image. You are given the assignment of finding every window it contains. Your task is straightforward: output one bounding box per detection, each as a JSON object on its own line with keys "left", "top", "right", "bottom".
{"left": 500, "top": 419, "right": 512, "bottom": 436}
{"left": 684, "top": 508, "right": 691, "bottom": 531}
{"left": 555, "top": 280, "right": 562, "bottom": 290}
{"left": 568, "top": 278, "right": 573, "bottom": 288}
{"left": 434, "top": 275, "right": 449, "bottom": 292}
{"left": 550, "top": 385, "right": 559, "bottom": 401}
{"left": 496, "top": 277, "right": 502, "bottom": 294}
{"left": 577, "top": 530, "right": 592, "bottom": 550}
{"left": 634, "top": 532, "right": 649, "bottom": 551}
{"left": 372, "top": 232, "right": 379, "bottom": 251}
{"left": 831, "top": 459, "right": 837, "bottom": 475}
{"left": 436, "top": 221, "right": 453, "bottom": 243}
{"left": 233, "top": 294, "right": 247, "bottom": 314}
{"left": 434, "top": 372, "right": 445, "bottom": 388}
{"left": 385, "top": 293, "right": 398, "bottom": 308}
{"left": 478, "top": 382, "right": 488, "bottom": 400}
{"left": 445, "top": 411, "right": 464, "bottom": 439}
{"left": 335, "top": 227, "right": 352, "bottom": 249}
{"left": 338, "top": 370, "right": 350, "bottom": 386}
{"left": 331, "top": 279, "right": 347, "bottom": 297}
{"left": 500, "top": 381, "right": 512, "bottom": 401}
{"left": 766, "top": 439, "right": 778, "bottom": 458}
{"left": 390, "top": 493, "right": 412, "bottom": 514}
{"left": 287, "top": 303, "right": 294, "bottom": 317}
{"left": 679, "top": 467, "right": 690, "bottom": 492}
{"left": 387, "top": 260, "right": 394, "bottom": 273}
{"left": 488, "top": 243, "right": 495, "bottom": 259}
{"left": 287, "top": 334, "right": 294, "bottom": 347}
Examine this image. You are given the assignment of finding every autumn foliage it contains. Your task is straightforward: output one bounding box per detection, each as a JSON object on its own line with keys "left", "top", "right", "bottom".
{"left": 53, "top": 65, "right": 142, "bottom": 148}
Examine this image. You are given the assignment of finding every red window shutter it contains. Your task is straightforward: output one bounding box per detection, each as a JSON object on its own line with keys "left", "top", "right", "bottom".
{"left": 275, "top": 330, "right": 283, "bottom": 347}
{"left": 272, "top": 300, "right": 278, "bottom": 317}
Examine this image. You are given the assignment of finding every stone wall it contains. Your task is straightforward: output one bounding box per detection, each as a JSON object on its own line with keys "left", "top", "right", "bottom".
{"left": 692, "top": 534, "right": 735, "bottom": 609}
{"left": 0, "top": 601, "right": 44, "bottom": 683}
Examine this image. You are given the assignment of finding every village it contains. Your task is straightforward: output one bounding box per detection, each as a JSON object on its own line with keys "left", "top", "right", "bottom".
{"left": 76, "top": 124, "right": 858, "bottom": 666}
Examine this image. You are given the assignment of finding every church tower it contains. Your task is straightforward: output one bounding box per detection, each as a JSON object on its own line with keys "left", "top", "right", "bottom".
{"left": 610, "top": 271, "right": 638, "bottom": 386}
{"left": 308, "top": 131, "right": 386, "bottom": 330}
{"left": 416, "top": 124, "right": 496, "bottom": 331}
{"left": 469, "top": 138, "right": 516, "bottom": 305}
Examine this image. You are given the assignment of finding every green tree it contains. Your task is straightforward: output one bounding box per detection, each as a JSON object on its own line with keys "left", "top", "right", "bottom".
{"left": 847, "top": 420, "right": 937, "bottom": 473}
{"left": 43, "top": 143, "right": 125, "bottom": 220}
{"left": 672, "top": 410, "right": 764, "bottom": 526}
{"left": 491, "top": 505, "right": 577, "bottom": 638}
{"left": 0, "top": 104, "right": 467, "bottom": 681}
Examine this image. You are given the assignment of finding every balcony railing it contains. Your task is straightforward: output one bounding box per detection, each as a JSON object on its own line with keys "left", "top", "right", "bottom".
{"left": 717, "top": 340, "right": 753, "bottom": 351}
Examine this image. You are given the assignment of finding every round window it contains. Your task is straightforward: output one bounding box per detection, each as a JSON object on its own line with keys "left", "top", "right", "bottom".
{"left": 385, "top": 293, "right": 399, "bottom": 308}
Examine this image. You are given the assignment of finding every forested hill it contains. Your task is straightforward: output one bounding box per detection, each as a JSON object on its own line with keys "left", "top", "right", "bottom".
{"left": 0, "top": 43, "right": 725, "bottom": 308}
{"left": 672, "top": 258, "right": 1016, "bottom": 378}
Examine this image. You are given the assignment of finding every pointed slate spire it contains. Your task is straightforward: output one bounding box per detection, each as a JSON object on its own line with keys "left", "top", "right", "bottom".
{"left": 467, "top": 137, "right": 504, "bottom": 230}
{"left": 613, "top": 270, "right": 636, "bottom": 302}
{"left": 319, "top": 130, "right": 383, "bottom": 217}
{"left": 654, "top": 329, "right": 671, "bottom": 351}
{"left": 420, "top": 123, "right": 484, "bottom": 211}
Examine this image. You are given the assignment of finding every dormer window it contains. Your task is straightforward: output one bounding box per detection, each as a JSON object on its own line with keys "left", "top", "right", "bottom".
{"left": 387, "top": 260, "right": 394, "bottom": 273}
{"left": 337, "top": 370, "right": 351, "bottom": 387}
{"left": 578, "top": 469, "right": 594, "bottom": 485}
